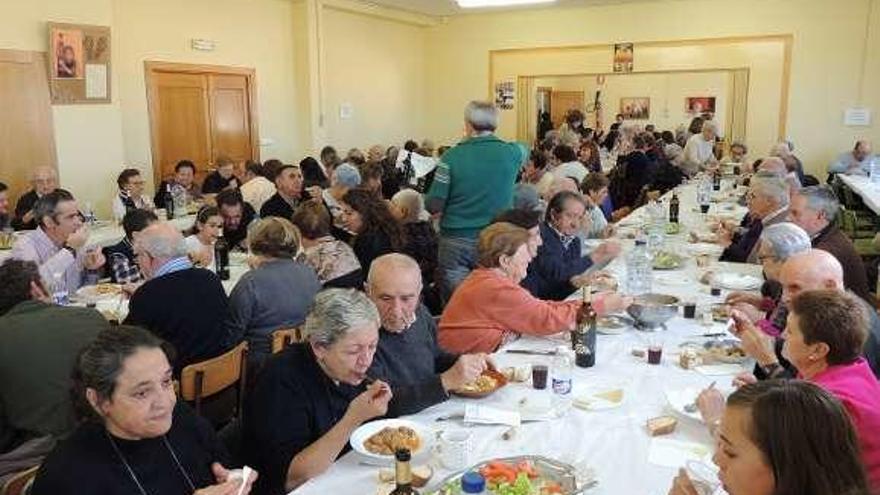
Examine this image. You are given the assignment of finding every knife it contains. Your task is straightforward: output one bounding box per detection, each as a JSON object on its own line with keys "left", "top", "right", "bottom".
{"left": 505, "top": 349, "right": 558, "bottom": 356}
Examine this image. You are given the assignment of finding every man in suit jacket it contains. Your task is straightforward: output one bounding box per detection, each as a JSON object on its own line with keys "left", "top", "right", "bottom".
{"left": 720, "top": 172, "right": 790, "bottom": 263}
{"left": 788, "top": 185, "right": 873, "bottom": 304}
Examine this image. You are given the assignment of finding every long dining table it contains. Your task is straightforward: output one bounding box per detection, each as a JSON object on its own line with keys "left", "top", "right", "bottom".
{"left": 292, "top": 179, "right": 761, "bottom": 495}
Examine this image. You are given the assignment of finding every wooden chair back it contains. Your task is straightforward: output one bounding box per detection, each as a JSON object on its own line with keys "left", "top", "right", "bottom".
{"left": 1, "top": 465, "right": 39, "bottom": 495}
{"left": 271, "top": 327, "right": 303, "bottom": 354}
{"left": 180, "top": 342, "right": 248, "bottom": 423}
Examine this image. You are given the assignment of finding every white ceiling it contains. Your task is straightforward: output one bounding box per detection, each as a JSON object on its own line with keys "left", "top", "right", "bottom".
{"left": 363, "top": 0, "right": 662, "bottom": 17}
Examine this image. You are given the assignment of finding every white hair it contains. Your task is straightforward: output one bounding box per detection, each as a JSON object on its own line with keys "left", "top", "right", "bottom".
{"left": 701, "top": 120, "right": 719, "bottom": 135}
{"left": 760, "top": 223, "right": 811, "bottom": 261}
{"left": 367, "top": 253, "right": 421, "bottom": 288}
{"left": 139, "top": 224, "right": 188, "bottom": 259}
{"left": 303, "top": 289, "right": 380, "bottom": 347}
{"left": 391, "top": 189, "right": 426, "bottom": 224}
{"left": 750, "top": 172, "right": 790, "bottom": 206}
{"left": 464, "top": 101, "right": 498, "bottom": 132}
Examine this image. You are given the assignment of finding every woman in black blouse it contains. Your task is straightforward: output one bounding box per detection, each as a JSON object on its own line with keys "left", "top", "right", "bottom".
{"left": 32, "top": 326, "right": 256, "bottom": 495}
{"left": 339, "top": 188, "right": 406, "bottom": 271}
{"left": 244, "top": 289, "right": 392, "bottom": 494}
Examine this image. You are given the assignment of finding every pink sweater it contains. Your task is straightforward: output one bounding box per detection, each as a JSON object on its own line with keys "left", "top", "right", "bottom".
{"left": 810, "top": 358, "right": 880, "bottom": 490}
{"left": 438, "top": 268, "right": 581, "bottom": 354}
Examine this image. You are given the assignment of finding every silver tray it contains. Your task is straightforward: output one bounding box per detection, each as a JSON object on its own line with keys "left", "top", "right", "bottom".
{"left": 428, "top": 455, "right": 595, "bottom": 494}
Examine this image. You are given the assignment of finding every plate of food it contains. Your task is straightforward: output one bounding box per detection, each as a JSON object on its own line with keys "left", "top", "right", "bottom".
{"left": 351, "top": 419, "right": 433, "bottom": 463}
{"left": 76, "top": 283, "right": 123, "bottom": 300}
{"left": 653, "top": 252, "right": 683, "bottom": 270}
{"left": 700, "top": 339, "right": 748, "bottom": 364}
{"left": 711, "top": 272, "right": 762, "bottom": 291}
{"left": 573, "top": 385, "right": 625, "bottom": 411}
{"left": 665, "top": 387, "right": 704, "bottom": 422}
{"left": 430, "top": 456, "right": 590, "bottom": 495}
{"left": 451, "top": 369, "right": 508, "bottom": 398}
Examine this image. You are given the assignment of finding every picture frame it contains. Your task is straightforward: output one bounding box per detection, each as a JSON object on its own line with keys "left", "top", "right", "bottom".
{"left": 619, "top": 97, "right": 650, "bottom": 120}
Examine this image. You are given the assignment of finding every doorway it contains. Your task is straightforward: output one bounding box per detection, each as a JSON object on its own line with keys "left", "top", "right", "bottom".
{"left": 550, "top": 91, "right": 585, "bottom": 129}
{"left": 0, "top": 49, "right": 57, "bottom": 204}
{"left": 145, "top": 62, "right": 259, "bottom": 188}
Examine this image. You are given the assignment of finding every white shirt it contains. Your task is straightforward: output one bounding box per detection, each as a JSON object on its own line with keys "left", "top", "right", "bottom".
{"left": 681, "top": 134, "right": 716, "bottom": 176}
{"left": 240, "top": 176, "right": 276, "bottom": 213}
{"left": 184, "top": 234, "right": 216, "bottom": 272}
{"left": 552, "top": 161, "right": 589, "bottom": 184}
{"left": 112, "top": 193, "right": 154, "bottom": 222}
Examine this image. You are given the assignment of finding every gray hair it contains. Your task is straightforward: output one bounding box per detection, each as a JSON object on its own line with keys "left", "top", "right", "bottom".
{"left": 138, "top": 223, "right": 188, "bottom": 259}
{"left": 750, "top": 172, "right": 790, "bottom": 206}
{"left": 797, "top": 185, "right": 840, "bottom": 223}
{"left": 303, "top": 289, "right": 380, "bottom": 347}
{"left": 367, "top": 253, "right": 421, "bottom": 288}
{"left": 701, "top": 120, "right": 719, "bottom": 135}
{"left": 391, "top": 189, "right": 426, "bottom": 224}
{"left": 759, "top": 222, "right": 811, "bottom": 261}
{"left": 464, "top": 101, "right": 498, "bottom": 133}
{"left": 333, "top": 163, "right": 362, "bottom": 189}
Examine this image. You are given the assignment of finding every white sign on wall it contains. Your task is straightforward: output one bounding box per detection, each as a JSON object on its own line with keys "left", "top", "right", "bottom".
{"left": 339, "top": 103, "right": 354, "bottom": 120}
{"left": 844, "top": 108, "right": 872, "bottom": 126}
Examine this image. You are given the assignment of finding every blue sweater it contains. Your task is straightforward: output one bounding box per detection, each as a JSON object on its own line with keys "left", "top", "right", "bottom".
{"left": 522, "top": 222, "right": 593, "bottom": 301}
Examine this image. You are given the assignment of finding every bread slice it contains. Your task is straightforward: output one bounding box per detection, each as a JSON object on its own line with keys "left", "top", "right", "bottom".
{"left": 647, "top": 415, "right": 678, "bottom": 436}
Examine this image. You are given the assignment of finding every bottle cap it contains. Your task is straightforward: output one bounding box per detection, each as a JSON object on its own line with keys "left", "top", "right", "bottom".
{"left": 461, "top": 471, "right": 486, "bottom": 493}
{"left": 394, "top": 448, "right": 411, "bottom": 462}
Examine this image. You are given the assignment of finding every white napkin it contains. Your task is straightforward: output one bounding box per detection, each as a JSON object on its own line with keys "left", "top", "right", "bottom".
{"left": 695, "top": 364, "right": 743, "bottom": 376}
{"left": 464, "top": 404, "right": 521, "bottom": 427}
{"left": 647, "top": 438, "right": 712, "bottom": 468}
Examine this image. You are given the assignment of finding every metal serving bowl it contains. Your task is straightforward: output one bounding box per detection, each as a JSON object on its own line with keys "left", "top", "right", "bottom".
{"left": 626, "top": 293, "right": 680, "bottom": 331}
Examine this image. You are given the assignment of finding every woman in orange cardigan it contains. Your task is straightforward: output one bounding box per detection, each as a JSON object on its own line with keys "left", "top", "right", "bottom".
{"left": 439, "top": 222, "right": 626, "bottom": 354}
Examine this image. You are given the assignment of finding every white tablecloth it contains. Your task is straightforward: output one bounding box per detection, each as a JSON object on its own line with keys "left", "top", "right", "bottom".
{"left": 293, "top": 181, "right": 758, "bottom": 495}
{"left": 837, "top": 174, "right": 880, "bottom": 216}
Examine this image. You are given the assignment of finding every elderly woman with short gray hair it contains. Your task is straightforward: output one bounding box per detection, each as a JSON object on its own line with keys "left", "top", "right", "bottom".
{"left": 243, "top": 289, "right": 393, "bottom": 494}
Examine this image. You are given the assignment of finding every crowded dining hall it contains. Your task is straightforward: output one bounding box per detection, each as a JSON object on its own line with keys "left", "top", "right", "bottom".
{"left": 1, "top": 0, "right": 880, "bottom": 494}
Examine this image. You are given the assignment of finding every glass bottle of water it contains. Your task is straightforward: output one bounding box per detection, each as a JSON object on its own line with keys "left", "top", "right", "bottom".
{"left": 551, "top": 345, "right": 573, "bottom": 415}
{"left": 51, "top": 272, "right": 69, "bottom": 306}
{"left": 626, "top": 239, "right": 653, "bottom": 295}
{"left": 697, "top": 176, "right": 712, "bottom": 214}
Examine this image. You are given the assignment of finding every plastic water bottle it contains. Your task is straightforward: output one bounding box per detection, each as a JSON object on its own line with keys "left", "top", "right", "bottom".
{"left": 870, "top": 159, "right": 880, "bottom": 187}
{"left": 51, "top": 272, "right": 69, "bottom": 306}
{"left": 626, "top": 239, "right": 653, "bottom": 295}
{"left": 551, "top": 345, "right": 573, "bottom": 414}
{"left": 697, "top": 176, "right": 712, "bottom": 213}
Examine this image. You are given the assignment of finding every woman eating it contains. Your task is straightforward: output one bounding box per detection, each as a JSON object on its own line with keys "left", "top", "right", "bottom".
{"left": 339, "top": 187, "right": 406, "bottom": 271}
{"left": 669, "top": 380, "right": 871, "bottom": 495}
{"left": 291, "top": 199, "right": 363, "bottom": 288}
{"left": 31, "top": 326, "right": 257, "bottom": 495}
{"left": 696, "top": 290, "right": 880, "bottom": 490}
{"left": 184, "top": 206, "right": 224, "bottom": 271}
{"left": 438, "top": 222, "right": 627, "bottom": 354}
{"left": 243, "top": 289, "right": 393, "bottom": 494}
{"left": 226, "top": 217, "right": 321, "bottom": 365}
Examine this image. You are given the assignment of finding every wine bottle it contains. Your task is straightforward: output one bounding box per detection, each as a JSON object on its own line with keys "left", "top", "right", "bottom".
{"left": 214, "top": 231, "right": 230, "bottom": 281}
{"left": 164, "top": 184, "right": 175, "bottom": 220}
{"left": 572, "top": 286, "right": 597, "bottom": 368}
{"left": 669, "top": 190, "right": 680, "bottom": 224}
{"left": 390, "top": 449, "right": 419, "bottom": 495}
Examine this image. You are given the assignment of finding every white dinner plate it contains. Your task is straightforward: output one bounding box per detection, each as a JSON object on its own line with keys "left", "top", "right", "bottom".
{"left": 688, "top": 243, "right": 723, "bottom": 257}
{"left": 711, "top": 272, "right": 762, "bottom": 291}
{"left": 573, "top": 384, "right": 626, "bottom": 411}
{"left": 665, "top": 387, "right": 704, "bottom": 423}
{"left": 350, "top": 419, "right": 434, "bottom": 465}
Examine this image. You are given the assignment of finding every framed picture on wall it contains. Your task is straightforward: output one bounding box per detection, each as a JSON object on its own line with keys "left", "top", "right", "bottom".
{"left": 48, "top": 22, "right": 112, "bottom": 104}
{"left": 613, "top": 43, "right": 633, "bottom": 73}
{"left": 686, "top": 97, "right": 716, "bottom": 115}
{"left": 494, "top": 80, "right": 515, "bottom": 110}
{"left": 620, "top": 97, "right": 650, "bottom": 120}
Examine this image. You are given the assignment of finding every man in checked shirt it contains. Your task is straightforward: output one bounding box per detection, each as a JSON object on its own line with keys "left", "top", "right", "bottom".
{"left": 102, "top": 208, "right": 158, "bottom": 284}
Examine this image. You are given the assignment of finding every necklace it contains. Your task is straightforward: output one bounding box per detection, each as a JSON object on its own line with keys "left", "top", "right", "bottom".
{"left": 105, "top": 431, "right": 197, "bottom": 495}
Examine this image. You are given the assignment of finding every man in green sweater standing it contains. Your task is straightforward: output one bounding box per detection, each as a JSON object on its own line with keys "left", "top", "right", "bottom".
{"left": 426, "top": 101, "right": 527, "bottom": 302}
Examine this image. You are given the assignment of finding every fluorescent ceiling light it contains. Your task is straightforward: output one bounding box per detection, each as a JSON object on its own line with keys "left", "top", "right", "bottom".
{"left": 456, "top": 0, "right": 557, "bottom": 8}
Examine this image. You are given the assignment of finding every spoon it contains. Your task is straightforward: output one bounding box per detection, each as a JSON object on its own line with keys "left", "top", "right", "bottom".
{"left": 684, "top": 381, "right": 716, "bottom": 413}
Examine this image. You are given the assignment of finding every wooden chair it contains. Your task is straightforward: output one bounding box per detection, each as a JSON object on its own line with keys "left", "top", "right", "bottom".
{"left": 1, "top": 465, "right": 39, "bottom": 495}
{"left": 271, "top": 327, "right": 303, "bottom": 354}
{"left": 180, "top": 342, "right": 248, "bottom": 424}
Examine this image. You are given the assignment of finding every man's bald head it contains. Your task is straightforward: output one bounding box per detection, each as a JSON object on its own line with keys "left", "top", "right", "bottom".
{"left": 366, "top": 253, "right": 422, "bottom": 332}
{"left": 32, "top": 166, "right": 58, "bottom": 196}
{"left": 758, "top": 157, "right": 787, "bottom": 176}
{"left": 779, "top": 249, "right": 845, "bottom": 305}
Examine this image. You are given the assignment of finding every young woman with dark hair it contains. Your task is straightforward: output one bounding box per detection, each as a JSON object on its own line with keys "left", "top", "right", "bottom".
{"left": 339, "top": 188, "right": 406, "bottom": 272}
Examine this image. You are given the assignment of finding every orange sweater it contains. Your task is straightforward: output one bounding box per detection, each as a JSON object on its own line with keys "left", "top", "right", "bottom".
{"left": 438, "top": 268, "right": 582, "bottom": 354}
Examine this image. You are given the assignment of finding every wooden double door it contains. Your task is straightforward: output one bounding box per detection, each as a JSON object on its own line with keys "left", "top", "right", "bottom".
{"left": 146, "top": 62, "right": 258, "bottom": 186}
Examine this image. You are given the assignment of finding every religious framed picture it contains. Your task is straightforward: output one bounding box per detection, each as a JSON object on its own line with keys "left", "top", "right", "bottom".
{"left": 620, "top": 97, "right": 650, "bottom": 120}
{"left": 613, "top": 43, "right": 634, "bottom": 73}
{"left": 48, "top": 22, "right": 112, "bottom": 104}
{"left": 686, "top": 97, "right": 716, "bottom": 115}
{"left": 51, "top": 26, "right": 84, "bottom": 79}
